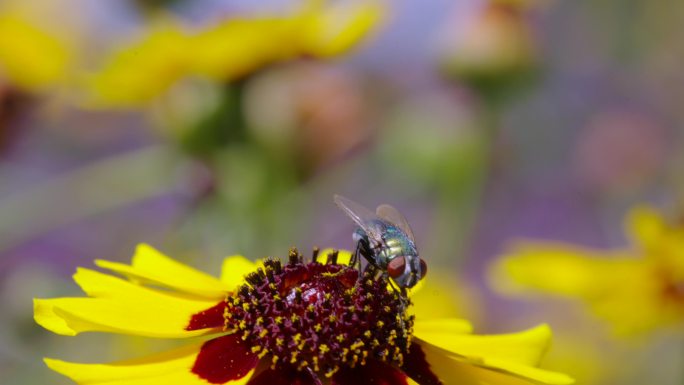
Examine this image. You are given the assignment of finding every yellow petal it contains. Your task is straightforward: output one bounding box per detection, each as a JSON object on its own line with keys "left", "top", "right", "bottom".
{"left": 625, "top": 205, "right": 667, "bottom": 251}
{"left": 470, "top": 357, "right": 575, "bottom": 385}
{"left": 96, "top": 244, "right": 229, "bottom": 299}
{"left": 302, "top": 2, "right": 383, "bottom": 57}
{"left": 34, "top": 272, "right": 220, "bottom": 338}
{"left": 0, "top": 15, "right": 70, "bottom": 91}
{"left": 72, "top": 268, "right": 208, "bottom": 302}
{"left": 413, "top": 318, "right": 473, "bottom": 336}
{"left": 34, "top": 296, "right": 220, "bottom": 338}
{"left": 190, "top": 18, "right": 299, "bottom": 81}
{"left": 414, "top": 324, "right": 552, "bottom": 367}
{"left": 492, "top": 241, "right": 678, "bottom": 334}
{"left": 624, "top": 205, "right": 684, "bottom": 277}
{"left": 415, "top": 341, "right": 482, "bottom": 385}
{"left": 44, "top": 343, "right": 253, "bottom": 385}
{"left": 409, "top": 271, "right": 473, "bottom": 320}
{"left": 417, "top": 338, "right": 574, "bottom": 385}
{"left": 87, "top": 23, "right": 189, "bottom": 107}
{"left": 220, "top": 255, "right": 256, "bottom": 289}
{"left": 490, "top": 242, "right": 645, "bottom": 298}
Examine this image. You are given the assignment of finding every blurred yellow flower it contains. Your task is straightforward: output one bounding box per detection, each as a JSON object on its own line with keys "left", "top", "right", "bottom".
{"left": 88, "top": 1, "right": 382, "bottom": 108}
{"left": 490, "top": 205, "right": 684, "bottom": 335}
{"left": 35, "top": 245, "right": 573, "bottom": 385}
{"left": 0, "top": 14, "right": 71, "bottom": 92}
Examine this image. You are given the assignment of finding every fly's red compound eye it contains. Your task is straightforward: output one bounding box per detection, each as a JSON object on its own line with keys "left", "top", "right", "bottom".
{"left": 387, "top": 257, "right": 406, "bottom": 279}
{"left": 419, "top": 258, "right": 427, "bottom": 278}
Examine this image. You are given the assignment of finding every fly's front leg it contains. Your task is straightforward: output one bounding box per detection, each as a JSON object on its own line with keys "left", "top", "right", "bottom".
{"left": 362, "top": 253, "right": 382, "bottom": 277}
{"left": 351, "top": 241, "right": 363, "bottom": 277}
{"left": 350, "top": 241, "right": 360, "bottom": 267}
{"left": 386, "top": 276, "right": 404, "bottom": 297}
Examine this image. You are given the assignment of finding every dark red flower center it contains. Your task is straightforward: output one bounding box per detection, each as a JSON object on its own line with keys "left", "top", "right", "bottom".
{"left": 224, "top": 249, "right": 414, "bottom": 378}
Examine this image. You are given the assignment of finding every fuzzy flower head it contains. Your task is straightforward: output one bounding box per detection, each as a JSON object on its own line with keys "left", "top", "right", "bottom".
{"left": 86, "top": 0, "right": 382, "bottom": 108}
{"left": 491, "top": 205, "right": 684, "bottom": 335}
{"left": 35, "top": 245, "right": 573, "bottom": 385}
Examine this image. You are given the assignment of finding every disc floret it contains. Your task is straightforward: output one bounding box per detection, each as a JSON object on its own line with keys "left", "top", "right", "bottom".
{"left": 224, "top": 248, "right": 414, "bottom": 378}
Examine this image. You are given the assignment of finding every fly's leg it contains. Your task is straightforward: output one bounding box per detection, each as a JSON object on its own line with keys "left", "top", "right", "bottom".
{"left": 355, "top": 236, "right": 379, "bottom": 277}
{"left": 350, "top": 241, "right": 360, "bottom": 267}
{"left": 350, "top": 240, "right": 366, "bottom": 278}
{"left": 364, "top": 261, "right": 406, "bottom": 299}
{"left": 386, "top": 276, "right": 406, "bottom": 299}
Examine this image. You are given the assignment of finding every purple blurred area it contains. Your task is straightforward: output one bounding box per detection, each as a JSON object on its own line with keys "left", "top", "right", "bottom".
{"left": 1, "top": 0, "right": 683, "bottom": 384}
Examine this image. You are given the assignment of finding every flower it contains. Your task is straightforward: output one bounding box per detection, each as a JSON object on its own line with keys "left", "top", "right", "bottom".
{"left": 86, "top": 1, "right": 382, "bottom": 107}
{"left": 35, "top": 244, "right": 573, "bottom": 385}
{"left": 490, "top": 205, "right": 684, "bottom": 335}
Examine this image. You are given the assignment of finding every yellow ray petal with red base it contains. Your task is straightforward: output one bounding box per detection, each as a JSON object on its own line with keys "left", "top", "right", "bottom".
{"left": 415, "top": 324, "right": 551, "bottom": 367}
{"left": 44, "top": 343, "right": 254, "bottom": 385}
{"left": 414, "top": 324, "right": 574, "bottom": 384}
{"left": 95, "top": 244, "right": 230, "bottom": 299}
{"left": 417, "top": 338, "right": 574, "bottom": 385}
{"left": 420, "top": 340, "right": 570, "bottom": 385}
{"left": 34, "top": 296, "right": 221, "bottom": 338}
{"left": 35, "top": 270, "right": 221, "bottom": 338}
{"left": 72, "top": 268, "right": 219, "bottom": 304}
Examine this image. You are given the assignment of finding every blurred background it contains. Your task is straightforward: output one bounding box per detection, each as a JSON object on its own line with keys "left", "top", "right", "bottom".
{"left": 1, "top": 0, "right": 683, "bottom": 384}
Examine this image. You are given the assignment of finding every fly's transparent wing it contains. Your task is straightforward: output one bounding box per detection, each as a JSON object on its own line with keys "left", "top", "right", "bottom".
{"left": 376, "top": 204, "right": 415, "bottom": 242}
{"left": 334, "top": 194, "right": 385, "bottom": 243}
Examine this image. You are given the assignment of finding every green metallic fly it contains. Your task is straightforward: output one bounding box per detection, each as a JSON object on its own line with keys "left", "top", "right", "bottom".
{"left": 334, "top": 195, "right": 427, "bottom": 292}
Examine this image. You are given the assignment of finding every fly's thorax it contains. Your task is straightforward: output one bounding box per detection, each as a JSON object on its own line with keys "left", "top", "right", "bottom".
{"left": 377, "top": 226, "right": 418, "bottom": 265}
